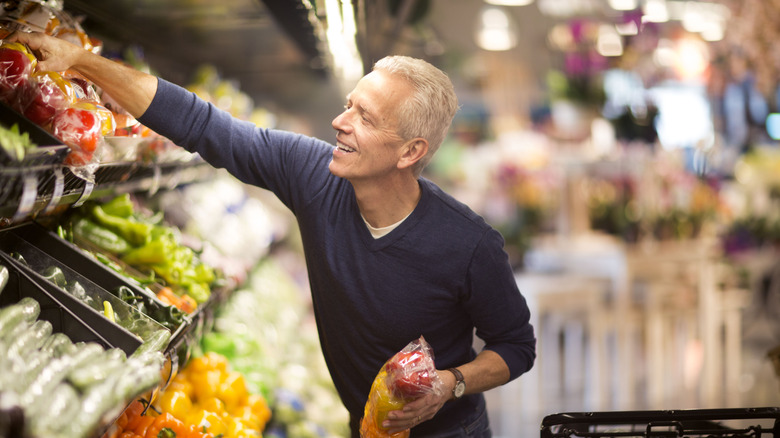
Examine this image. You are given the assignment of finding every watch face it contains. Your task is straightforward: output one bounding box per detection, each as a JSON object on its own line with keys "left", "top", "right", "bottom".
{"left": 454, "top": 381, "right": 466, "bottom": 398}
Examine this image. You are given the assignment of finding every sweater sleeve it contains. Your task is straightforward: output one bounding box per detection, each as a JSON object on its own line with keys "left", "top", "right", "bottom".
{"left": 137, "top": 78, "right": 333, "bottom": 213}
{"left": 467, "top": 229, "right": 536, "bottom": 381}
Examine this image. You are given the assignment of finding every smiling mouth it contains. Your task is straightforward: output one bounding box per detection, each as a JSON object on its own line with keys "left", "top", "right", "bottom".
{"left": 336, "top": 142, "right": 356, "bottom": 153}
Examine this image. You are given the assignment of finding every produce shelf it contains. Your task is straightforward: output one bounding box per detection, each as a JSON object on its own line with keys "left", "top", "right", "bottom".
{"left": 0, "top": 159, "right": 215, "bottom": 228}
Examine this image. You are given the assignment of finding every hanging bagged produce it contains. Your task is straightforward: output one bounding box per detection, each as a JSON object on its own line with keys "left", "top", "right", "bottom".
{"left": 0, "top": 40, "right": 36, "bottom": 104}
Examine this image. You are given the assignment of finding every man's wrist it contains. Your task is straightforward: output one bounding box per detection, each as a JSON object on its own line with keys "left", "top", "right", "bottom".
{"left": 447, "top": 367, "right": 466, "bottom": 399}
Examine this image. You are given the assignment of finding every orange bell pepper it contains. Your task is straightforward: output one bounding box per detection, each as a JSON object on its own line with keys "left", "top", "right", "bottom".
{"left": 145, "top": 412, "right": 185, "bottom": 438}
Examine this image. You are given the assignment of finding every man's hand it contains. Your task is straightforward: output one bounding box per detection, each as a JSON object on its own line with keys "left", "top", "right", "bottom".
{"left": 381, "top": 369, "right": 455, "bottom": 434}
{"left": 8, "top": 31, "right": 84, "bottom": 73}
{"left": 9, "top": 31, "right": 157, "bottom": 118}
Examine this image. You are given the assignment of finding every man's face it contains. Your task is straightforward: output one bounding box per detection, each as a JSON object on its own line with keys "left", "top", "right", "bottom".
{"left": 329, "top": 70, "right": 413, "bottom": 182}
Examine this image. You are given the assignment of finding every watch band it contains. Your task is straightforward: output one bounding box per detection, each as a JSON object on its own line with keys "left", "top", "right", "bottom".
{"left": 448, "top": 367, "right": 465, "bottom": 399}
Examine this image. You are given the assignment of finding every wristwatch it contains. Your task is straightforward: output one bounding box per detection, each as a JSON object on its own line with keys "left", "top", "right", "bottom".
{"left": 448, "top": 367, "right": 466, "bottom": 399}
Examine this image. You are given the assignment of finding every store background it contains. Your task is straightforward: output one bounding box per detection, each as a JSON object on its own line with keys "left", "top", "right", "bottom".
{"left": 1, "top": 0, "right": 780, "bottom": 437}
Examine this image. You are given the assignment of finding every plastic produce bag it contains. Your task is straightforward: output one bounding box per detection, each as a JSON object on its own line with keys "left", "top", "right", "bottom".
{"left": 360, "top": 336, "right": 444, "bottom": 438}
{"left": 51, "top": 103, "right": 103, "bottom": 168}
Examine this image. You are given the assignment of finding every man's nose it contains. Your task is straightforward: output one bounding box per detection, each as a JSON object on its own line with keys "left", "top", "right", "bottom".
{"left": 332, "top": 110, "right": 350, "bottom": 132}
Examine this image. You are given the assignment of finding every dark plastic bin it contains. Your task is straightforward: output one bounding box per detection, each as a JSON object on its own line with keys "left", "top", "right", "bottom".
{"left": 8, "top": 222, "right": 192, "bottom": 350}
{"left": 0, "top": 251, "right": 113, "bottom": 349}
{"left": 540, "top": 407, "right": 780, "bottom": 438}
{"left": 0, "top": 234, "right": 144, "bottom": 356}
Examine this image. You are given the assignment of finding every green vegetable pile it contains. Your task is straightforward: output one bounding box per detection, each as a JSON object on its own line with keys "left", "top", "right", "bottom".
{"left": 0, "top": 288, "right": 167, "bottom": 438}
{"left": 66, "top": 194, "right": 219, "bottom": 305}
{"left": 0, "top": 123, "right": 36, "bottom": 162}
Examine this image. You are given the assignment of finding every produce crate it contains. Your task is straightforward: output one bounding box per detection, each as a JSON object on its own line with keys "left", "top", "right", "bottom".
{"left": 540, "top": 407, "right": 780, "bottom": 438}
{"left": 8, "top": 222, "right": 193, "bottom": 343}
{"left": 0, "top": 232, "right": 153, "bottom": 356}
{"left": 0, "top": 251, "right": 114, "bottom": 349}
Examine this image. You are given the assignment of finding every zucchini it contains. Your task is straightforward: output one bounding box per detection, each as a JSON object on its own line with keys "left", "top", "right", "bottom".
{"left": 0, "top": 297, "right": 40, "bottom": 337}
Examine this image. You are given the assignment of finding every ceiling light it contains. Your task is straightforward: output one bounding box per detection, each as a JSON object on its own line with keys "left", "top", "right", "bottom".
{"left": 485, "top": 0, "right": 534, "bottom": 5}
{"left": 475, "top": 6, "right": 518, "bottom": 51}
{"left": 597, "top": 25, "right": 623, "bottom": 57}
{"left": 608, "top": 0, "right": 639, "bottom": 11}
{"left": 674, "top": 38, "right": 709, "bottom": 80}
{"left": 324, "top": 0, "right": 363, "bottom": 90}
{"left": 642, "top": 0, "right": 669, "bottom": 23}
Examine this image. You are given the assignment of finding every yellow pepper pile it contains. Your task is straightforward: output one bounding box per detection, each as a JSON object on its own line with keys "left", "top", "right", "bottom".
{"left": 154, "top": 352, "right": 272, "bottom": 438}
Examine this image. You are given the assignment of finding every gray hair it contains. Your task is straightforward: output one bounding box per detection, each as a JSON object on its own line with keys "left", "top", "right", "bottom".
{"left": 373, "top": 56, "right": 459, "bottom": 176}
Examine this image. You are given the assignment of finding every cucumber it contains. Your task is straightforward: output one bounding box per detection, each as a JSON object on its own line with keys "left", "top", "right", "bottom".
{"left": 14, "top": 349, "right": 55, "bottom": 392}
{"left": 67, "top": 281, "right": 95, "bottom": 308}
{"left": 0, "top": 318, "right": 32, "bottom": 345}
{"left": 7, "top": 319, "right": 53, "bottom": 359}
{"left": 40, "top": 332, "right": 75, "bottom": 357}
{"left": 67, "top": 347, "right": 127, "bottom": 390}
{"left": 0, "top": 348, "right": 54, "bottom": 397}
{"left": 66, "top": 372, "right": 124, "bottom": 438}
{"left": 26, "top": 382, "right": 82, "bottom": 437}
{"left": 0, "top": 265, "right": 8, "bottom": 293}
{"left": 114, "top": 354, "right": 164, "bottom": 402}
{"left": 9, "top": 252, "right": 27, "bottom": 266}
{"left": 0, "top": 297, "right": 40, "bottom": 337}
{"left": 130, "top": 327, "right": 171, "bottom": 359}
{"left": 20, "top": 342, "right": 105, "bottom": 408}
{"left": 41, "top": 266, "right": 67, "bottom": 288}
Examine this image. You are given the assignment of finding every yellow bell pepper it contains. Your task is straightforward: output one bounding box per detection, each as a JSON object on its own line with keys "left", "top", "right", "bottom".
{"left": 218, "top": 370, "right": 249, "bottom": 411}
{"left": 188, "top": 409, "right": 227, "bottom": 436}
{"left": 157, "top": 389, "right": 192, "bottom": 420}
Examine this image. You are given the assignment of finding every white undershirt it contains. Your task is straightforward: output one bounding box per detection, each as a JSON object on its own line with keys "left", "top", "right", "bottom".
{"left": 362, "top": 211, "right": 412, "bottom": 239}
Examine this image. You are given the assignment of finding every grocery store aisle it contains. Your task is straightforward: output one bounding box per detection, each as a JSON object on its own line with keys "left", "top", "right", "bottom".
{"left": 481, "top": 239, "right": 780, "bottom": 438}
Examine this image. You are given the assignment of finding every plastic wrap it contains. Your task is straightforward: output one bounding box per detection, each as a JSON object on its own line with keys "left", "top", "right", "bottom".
{"left": 360, "top": 336, "right": 444, "bottom": 438}
{"left": 51, "top": 104, "right": 102, "bottom": 168}
{"left": 20, "top": 70, "right": 75, "bottom": 126}
{"left": 0, "top": 42, "right": 36, "bottom": 106}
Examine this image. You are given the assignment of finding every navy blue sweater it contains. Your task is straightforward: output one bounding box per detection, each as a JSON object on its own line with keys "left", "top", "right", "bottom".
{"left": 139, "top": 79, "right": 536, "bottom": 435}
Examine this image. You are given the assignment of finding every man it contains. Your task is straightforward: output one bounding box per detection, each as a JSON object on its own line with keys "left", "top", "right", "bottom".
{"left": 13, "top": 31, "right": 536, "bottom": 437}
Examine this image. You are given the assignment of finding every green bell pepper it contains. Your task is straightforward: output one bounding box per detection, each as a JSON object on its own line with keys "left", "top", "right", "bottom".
{"left": 91, "top": 205, "right": 153, "bottom": 246}
{"left": 100, "top": 194, "right": 135, "bottom": 218}
{"left": 72, "top": 217, "right": 132, "bottom": 255}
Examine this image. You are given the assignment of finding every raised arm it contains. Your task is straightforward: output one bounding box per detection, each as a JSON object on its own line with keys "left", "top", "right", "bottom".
{"left": 9, "top": 31, "right": 158, "bottom": 118}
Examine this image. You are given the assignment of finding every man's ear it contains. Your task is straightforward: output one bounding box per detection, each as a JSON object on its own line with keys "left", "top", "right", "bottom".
{"left": 398, "top": 138, "right": 428, "bottom": 170}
